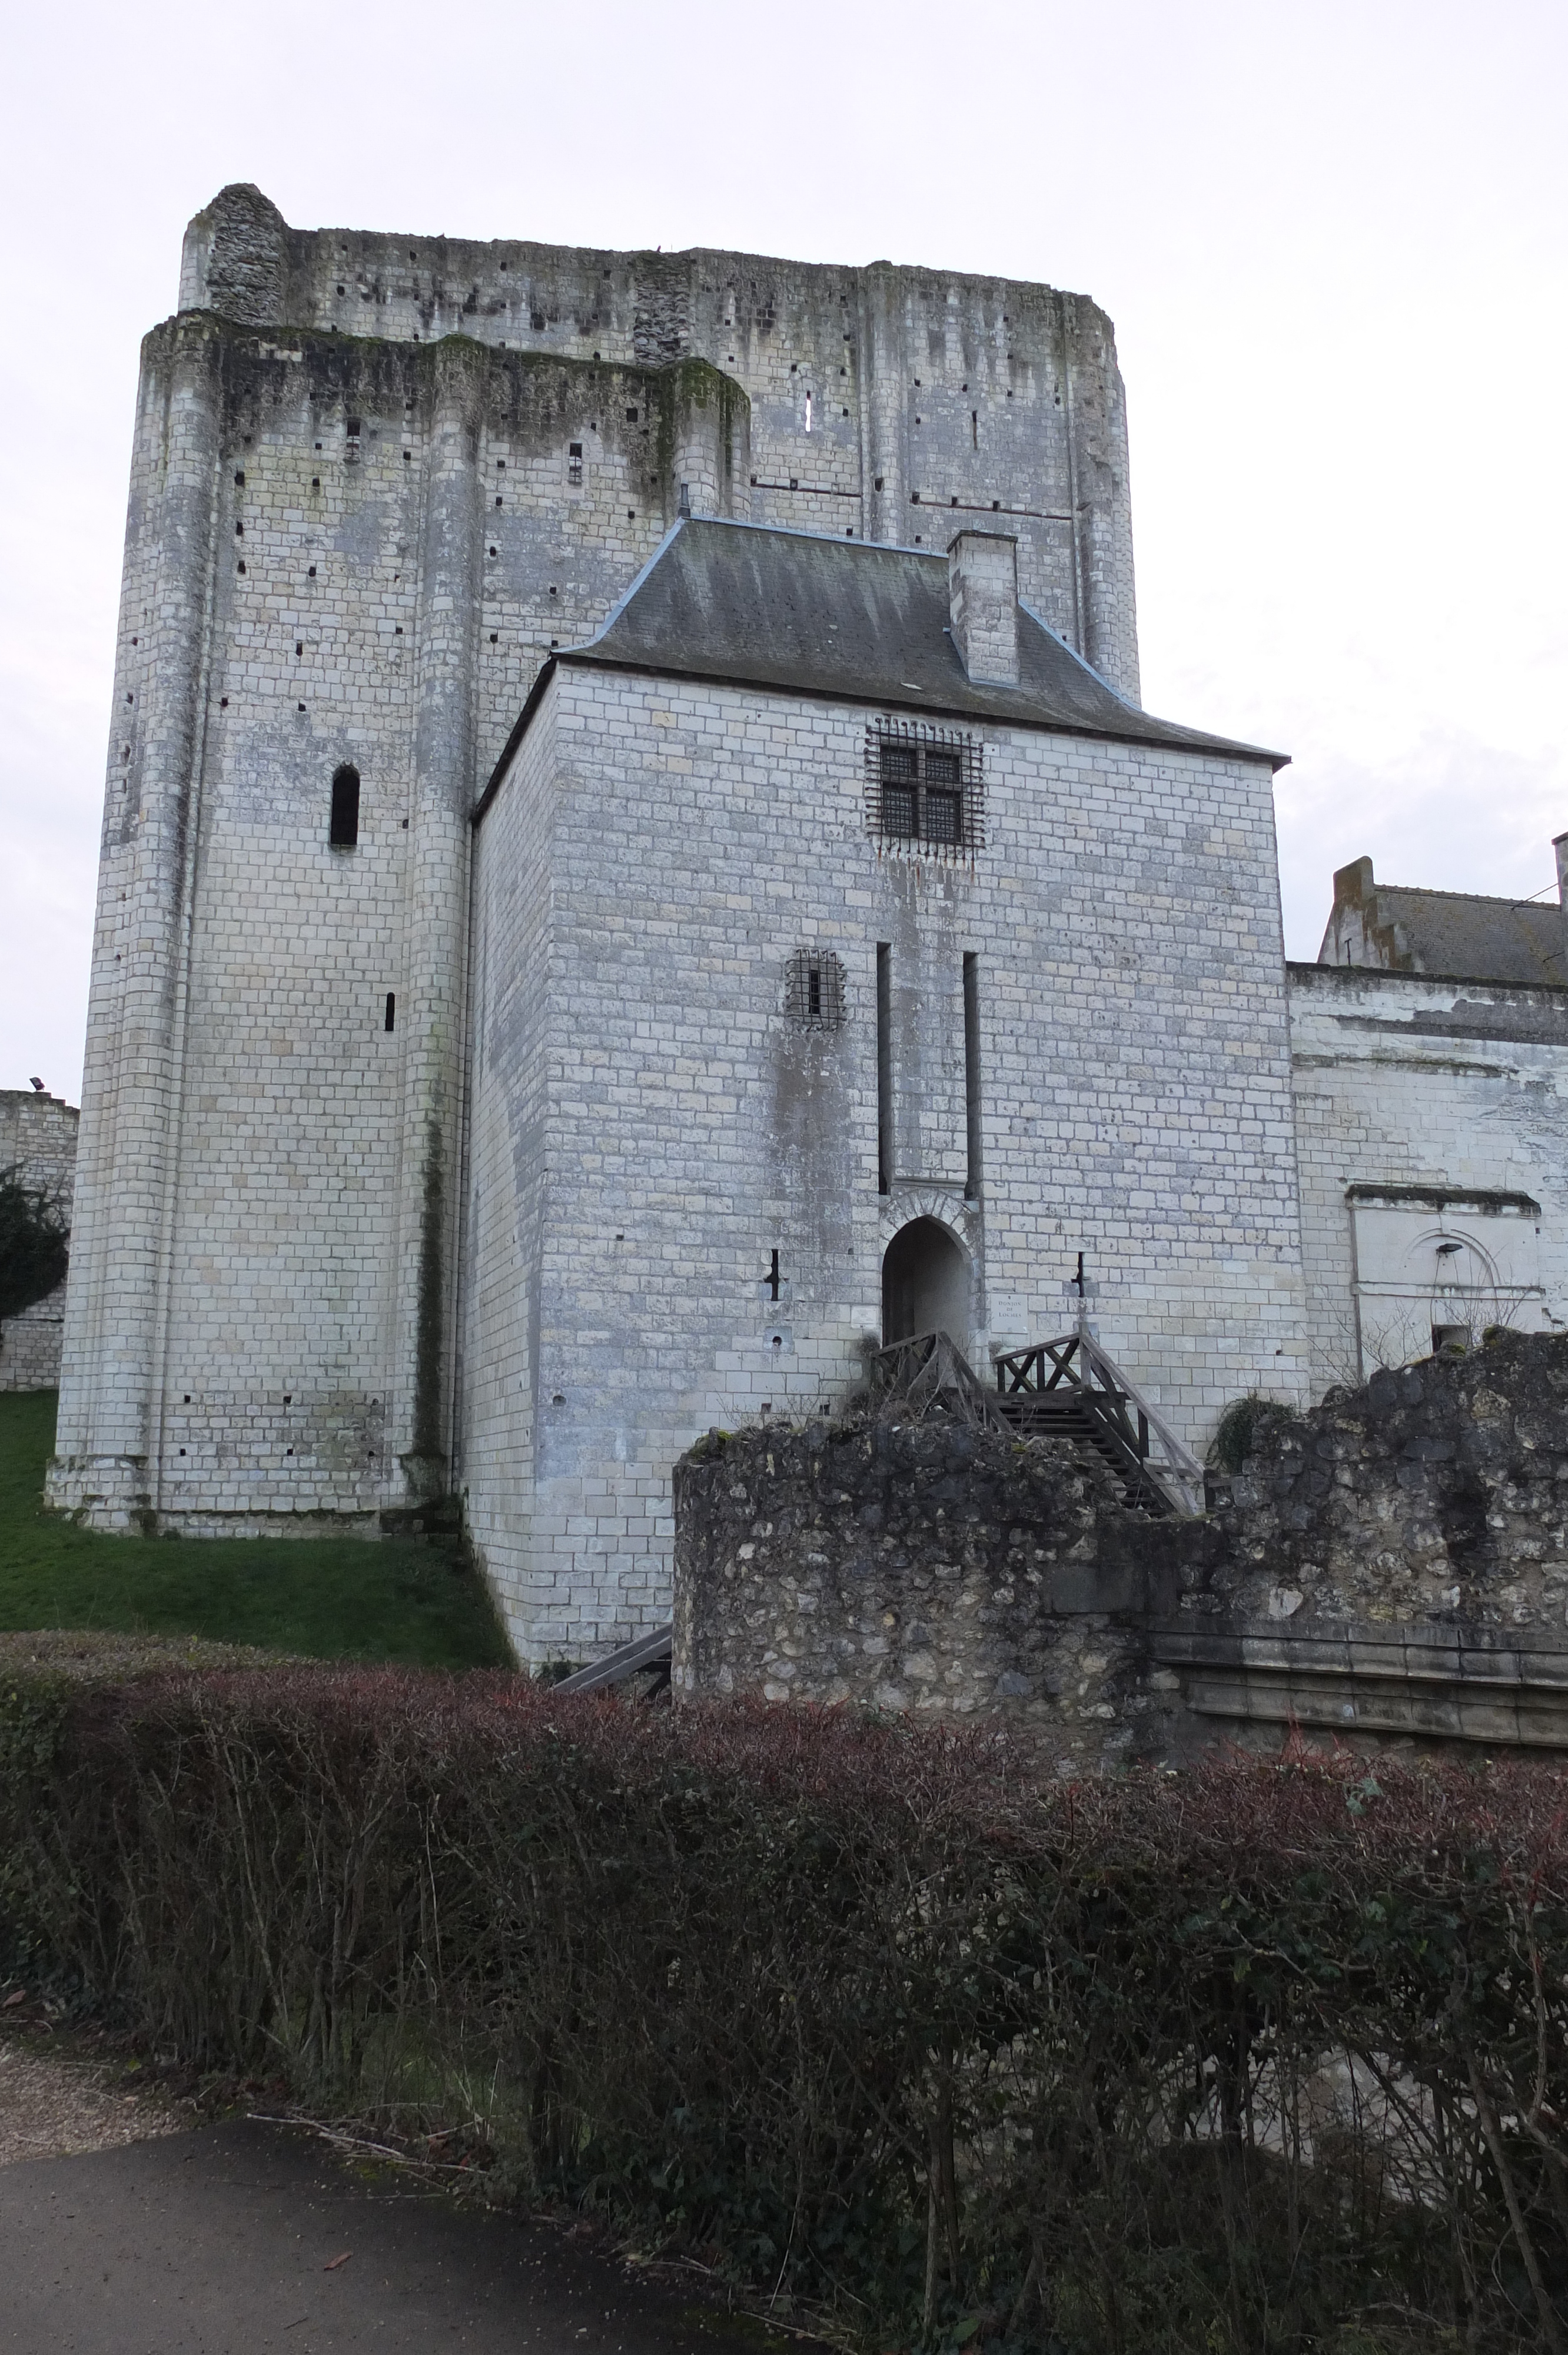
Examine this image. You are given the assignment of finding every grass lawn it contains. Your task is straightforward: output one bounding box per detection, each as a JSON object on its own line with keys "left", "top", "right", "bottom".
{"left": 0, "top": 1391, "right": 513, "bottom": 1668}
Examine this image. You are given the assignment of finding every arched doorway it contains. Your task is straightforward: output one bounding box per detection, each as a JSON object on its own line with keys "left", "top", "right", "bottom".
{"left": 882, "top": 1217, "right": 971, "bottom": 1345}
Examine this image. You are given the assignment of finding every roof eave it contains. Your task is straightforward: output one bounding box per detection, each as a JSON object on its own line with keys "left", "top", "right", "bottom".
{"left": 555, "top": 648, "right": 1287, "bottom": 766}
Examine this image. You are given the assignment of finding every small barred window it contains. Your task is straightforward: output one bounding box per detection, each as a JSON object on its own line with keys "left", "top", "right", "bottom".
{"left": 865, "top": 724, "right": 982, "bottom": 857}
{"left": 785, "top": 948, "right": 846, "bottom": 1030}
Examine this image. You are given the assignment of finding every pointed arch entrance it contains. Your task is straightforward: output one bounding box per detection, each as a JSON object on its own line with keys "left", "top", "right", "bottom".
{"left": 882, "top": 1216, "right": 971, "bottom": 1345}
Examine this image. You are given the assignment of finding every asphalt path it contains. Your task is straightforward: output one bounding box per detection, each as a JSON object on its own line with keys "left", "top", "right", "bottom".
{"left": 0, "top": 2116, "right": 784, "bottom": 2355}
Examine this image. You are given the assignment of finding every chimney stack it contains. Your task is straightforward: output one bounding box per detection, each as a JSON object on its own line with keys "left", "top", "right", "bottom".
{"left": 948, "top": 532, "right": 1019, "bottom": 686}
{"left": 1554, "top": 831, "right": 1568, "bottom": 908}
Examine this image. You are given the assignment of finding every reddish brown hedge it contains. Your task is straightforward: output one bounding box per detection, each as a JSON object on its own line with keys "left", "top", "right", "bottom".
{"left": 2, "top": 1664, "right": 1564, "bottom": 2353}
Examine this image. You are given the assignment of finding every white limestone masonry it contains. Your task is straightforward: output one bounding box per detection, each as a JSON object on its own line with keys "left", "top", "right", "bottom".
{"left": 949, "top": 533, "right": 1021, "bottom": 686}
{"left": 52, "top": 188, "right": 1141, "bottom": 1547}
{"left": 463, "top": 664, "right": 1307, "bottom": 1659}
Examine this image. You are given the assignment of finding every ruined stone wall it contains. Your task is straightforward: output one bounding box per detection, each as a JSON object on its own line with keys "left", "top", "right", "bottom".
{"left": 178, "top": 185, "right": 1140, "bottom": 699}
{"left": 673, "top": 1415, "right": 1189, "bottom": 1771}
{"left": 1205, "top": 1327, "right": 1568, "bottom": 1632}
{"left": 673, "top": 1331, "right": 1568, "bottom": 1762}
{"left": 0, "top": 1091, "right": 77, "bottom": 1394}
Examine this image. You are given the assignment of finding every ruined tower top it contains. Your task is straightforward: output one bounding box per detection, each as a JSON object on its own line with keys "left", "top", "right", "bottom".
{"left": 174, "top": 184, "right": 1141, "bottom": 702}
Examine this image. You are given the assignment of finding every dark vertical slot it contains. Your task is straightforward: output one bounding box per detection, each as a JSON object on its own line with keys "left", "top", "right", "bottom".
{"left": 876, "top": 943, "right": 892, "bottom": 1196}
{"left": 330, "top": 764, "right": 360, "bottom": 847}
{"left": 384, "top": 992, "right": 396, "bottom": 1033}
{"left": 963, "top": 952, "right": 982, "bottom": 1200}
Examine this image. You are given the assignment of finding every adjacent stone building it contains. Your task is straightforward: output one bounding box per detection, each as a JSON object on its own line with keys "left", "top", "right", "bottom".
{"left": 47, "top": 185, "right": 1568, "bottom": 1669}
{"left": 1292, "top": 856, "right": 1568, "bottom": 1392}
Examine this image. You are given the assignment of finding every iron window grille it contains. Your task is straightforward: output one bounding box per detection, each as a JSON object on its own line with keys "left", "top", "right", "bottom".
{"left": 785, "top": 947, "right": 846, "bottom": 1030}
{"left": 865, "top": 723, "right": 984, "bottom": 858}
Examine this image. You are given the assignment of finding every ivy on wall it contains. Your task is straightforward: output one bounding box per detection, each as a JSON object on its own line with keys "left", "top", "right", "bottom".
{"left": 0, "top": 1168, "right": 68, "bottom": 1322}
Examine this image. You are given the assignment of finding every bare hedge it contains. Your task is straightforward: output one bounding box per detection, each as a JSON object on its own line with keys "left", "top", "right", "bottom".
{"left": 1, "top": 1663, "right": 1564, "bottom": 2354}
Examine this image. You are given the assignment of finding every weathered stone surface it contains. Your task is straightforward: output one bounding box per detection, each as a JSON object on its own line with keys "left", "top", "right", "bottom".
{"left": 673, "top": 1411, "right": 1194, "bottom": 1767}
{"left": 1207, "top": 1327, "right": 1568, "bottom": 1631}
{"left": 0, "top": 1089, "right": 77, "bottom": 1394}
{"left": 673, "top": 1332, "right": 1568, "bottom": 1763}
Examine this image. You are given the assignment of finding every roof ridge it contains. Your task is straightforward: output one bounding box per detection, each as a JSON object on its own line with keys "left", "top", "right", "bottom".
{"left": 679, "top": 511, "right": 945, "bottom": 562}
{"left": 1374, "top": 879, "right": 1562, "bottom": 914}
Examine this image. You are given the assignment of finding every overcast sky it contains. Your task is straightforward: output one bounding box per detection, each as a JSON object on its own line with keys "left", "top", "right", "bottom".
{"left": 2, "top": 0, "right": 1563, "bottom": 1102}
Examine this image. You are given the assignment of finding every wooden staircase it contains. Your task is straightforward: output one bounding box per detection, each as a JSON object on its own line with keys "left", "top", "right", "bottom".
{"left": 991, "top": 1332, "right": 1206, "bottom": 1517}
{"left": 868, "top": 1328, "right": 1206, "bottom": 1517}
{"left": 992, "top": 1382, "right": 1158, "bottom": 1499}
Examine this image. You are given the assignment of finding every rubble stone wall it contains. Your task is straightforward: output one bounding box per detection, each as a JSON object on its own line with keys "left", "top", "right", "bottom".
{"left": 0, "top": 1090, "right": 77, "bottom": 1394}
{"left": 1207, "top": 1328, "right": 1568, "bottom": 1632}
{"left": 673, "top": 1330, "right": 1568, "bottom": 1763}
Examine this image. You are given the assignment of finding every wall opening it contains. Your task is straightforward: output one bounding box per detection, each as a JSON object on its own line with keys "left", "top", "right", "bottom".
{"left": 785, "top": 946, "right": 845, "bottom": 1029}
{"left": 876, "top": 943, "right": 892, "bottom": 1195}
{"left": 963, "top": 951, "right": 982, "bottom": 1200}
{"left": 329, "top": 764, "right": 360, "bottom": 847}
{"left": 882, "top": 1218, "right": 969, "bottom": 1346}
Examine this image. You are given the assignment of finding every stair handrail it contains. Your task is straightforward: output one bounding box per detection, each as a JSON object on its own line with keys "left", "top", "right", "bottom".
{"left": 1076, "top": 1332, "right": 1205, "bottom": 1515}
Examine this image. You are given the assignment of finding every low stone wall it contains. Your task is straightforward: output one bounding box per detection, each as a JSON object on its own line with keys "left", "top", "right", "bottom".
{"left": 673, "top": 1416, "right": 1194, "bottom": 1770}
{"left": 672, "top": 1329, "right": 1568, "bottom": 1763}
{"left": 0, "top": 1283, "right": 67, "bottom": 1393}
{"left": 1, "top": 1087, "right": 76, "bottom": 1394}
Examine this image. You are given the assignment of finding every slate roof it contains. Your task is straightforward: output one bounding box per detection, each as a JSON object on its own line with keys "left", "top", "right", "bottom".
{"left": 557, "top": 518, "right": 1285, "bottom": 767}
{"left": 1324, "top": 874, "right": 1568, "bottom": 989}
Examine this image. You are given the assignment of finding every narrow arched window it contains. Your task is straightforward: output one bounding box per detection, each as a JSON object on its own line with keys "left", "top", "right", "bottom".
{"left": 329, "top": 764, "right": 360, "bottom": 847}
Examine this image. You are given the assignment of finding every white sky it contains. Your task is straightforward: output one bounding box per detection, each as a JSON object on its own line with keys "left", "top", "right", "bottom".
{"left": 2, "top": 0, "right": 1564, "bottom": 1103}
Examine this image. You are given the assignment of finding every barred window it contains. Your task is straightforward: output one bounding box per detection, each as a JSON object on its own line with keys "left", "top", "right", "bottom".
{"left": 865, "top": 725, "right": 982, "bottom": 856}
{"left": 785, "top": 947, "right": 846, "bottom": 1030}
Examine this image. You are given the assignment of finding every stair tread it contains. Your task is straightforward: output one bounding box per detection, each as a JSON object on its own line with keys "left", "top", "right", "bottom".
{"left": 993, "top": 1391, "right": 1171, "bottom": 1515}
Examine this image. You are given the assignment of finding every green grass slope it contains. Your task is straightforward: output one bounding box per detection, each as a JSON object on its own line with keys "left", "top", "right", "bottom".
{"left": 0, "top": 1392, "right": 511, "bottom": 1667}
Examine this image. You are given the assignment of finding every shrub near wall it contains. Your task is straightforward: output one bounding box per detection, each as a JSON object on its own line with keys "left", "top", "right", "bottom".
{"left": 2, "top": 1663, "right": 1566, "bottom": 2355}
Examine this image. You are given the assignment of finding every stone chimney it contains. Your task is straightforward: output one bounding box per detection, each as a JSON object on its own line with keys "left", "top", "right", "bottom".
{"left": 1554, "top": 830, "right": 1568, "bottom": 908}
{"left": 948, "top": 532, "right": 1019, "bottom": 686}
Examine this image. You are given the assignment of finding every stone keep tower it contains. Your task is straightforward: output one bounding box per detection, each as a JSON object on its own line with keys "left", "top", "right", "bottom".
{"left": 49, "top": 185, "right": 1141, "bottom": 1535}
